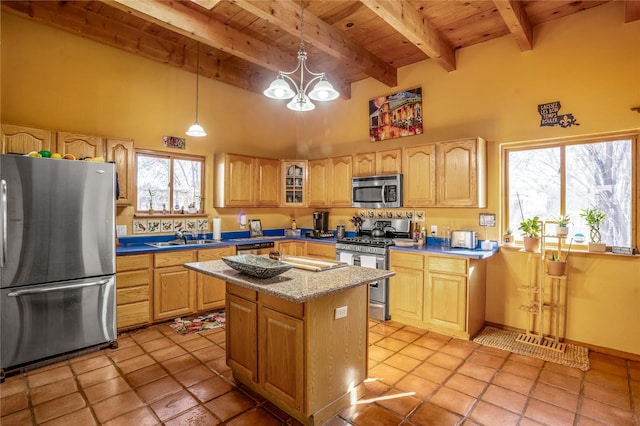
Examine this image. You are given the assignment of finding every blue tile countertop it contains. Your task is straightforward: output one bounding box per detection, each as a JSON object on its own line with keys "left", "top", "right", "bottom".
{"left": 118, "top": 231, "right": 497, "bottom": 259}
{"left": 116, "top": 228, "right": 336, "bottom": 255}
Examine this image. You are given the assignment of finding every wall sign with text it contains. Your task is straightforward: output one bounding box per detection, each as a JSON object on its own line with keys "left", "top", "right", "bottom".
{"left": 538, "top": 101, "right": 579, "bottom": 128}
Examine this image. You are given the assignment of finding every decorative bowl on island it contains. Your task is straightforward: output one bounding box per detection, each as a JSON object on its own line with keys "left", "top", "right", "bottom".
{"left": 221, "top": 254, "right": 292, "bottom": 279}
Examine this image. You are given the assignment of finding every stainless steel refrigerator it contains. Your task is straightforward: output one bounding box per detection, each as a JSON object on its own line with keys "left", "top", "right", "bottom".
{"left": 1, "top": 154, "right": 117, "bottom": 377}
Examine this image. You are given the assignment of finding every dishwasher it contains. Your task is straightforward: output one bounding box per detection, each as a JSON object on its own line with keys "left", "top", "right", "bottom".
{"left": 235, "top": 241, "right": 275, "bottom": 255}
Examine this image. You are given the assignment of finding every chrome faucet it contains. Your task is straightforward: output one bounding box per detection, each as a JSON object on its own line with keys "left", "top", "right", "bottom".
{"left": 175, "top": 231, "right": 188, "bottom": 244}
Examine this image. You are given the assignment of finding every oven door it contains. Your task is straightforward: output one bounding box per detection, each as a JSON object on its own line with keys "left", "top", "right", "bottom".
{"left": 1, "top": 275, "right": 116, "bottom": 371}
{"left": 353, "top": 254, "right": 390, "bottom": 321}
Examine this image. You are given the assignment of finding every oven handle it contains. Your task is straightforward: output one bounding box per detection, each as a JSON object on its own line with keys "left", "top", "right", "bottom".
{"left": 7, "top": 279, "right": 111, "bottom": 297}
{"left": 1, "top": 179, "right": 6, "bottom": 268}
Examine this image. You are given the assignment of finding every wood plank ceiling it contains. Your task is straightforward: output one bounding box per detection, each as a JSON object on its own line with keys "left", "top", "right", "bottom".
{"left": 3, "top": 1, "right": 638, "bottom": 99}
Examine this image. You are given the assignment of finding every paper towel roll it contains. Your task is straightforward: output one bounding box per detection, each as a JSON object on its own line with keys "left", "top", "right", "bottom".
{"left": 213, "top": 217, "right": 221, "bottom": 241}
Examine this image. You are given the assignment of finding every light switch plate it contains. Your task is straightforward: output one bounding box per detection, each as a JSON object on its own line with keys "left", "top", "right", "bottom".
{"left": 116, "top": 225, "right": 127, "bottom": 236}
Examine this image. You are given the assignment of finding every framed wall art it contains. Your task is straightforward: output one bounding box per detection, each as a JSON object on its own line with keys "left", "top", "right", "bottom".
{"left": 369, "top": 87, "right": 423, "bottom": 142}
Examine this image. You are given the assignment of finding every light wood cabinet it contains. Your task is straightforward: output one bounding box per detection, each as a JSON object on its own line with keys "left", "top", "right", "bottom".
{"left": 376, "top": 148, "right": 402, "bottom": 174}
{"left": 329, "top": 155, "right": 352, "bottom": 207}
{"left": 305, "top": 242, "right": 335, "bottom": 260}
{"left": 402, "top": 144, "right": 437, "bottom": 206}
{"left": 277, "top": 241, "right": 306, "bottom": 256}
{"left": 389, "top": 250, "right": 486, "bottom": 340}
{"left": 197, "top": 246, "right": 234, "bottom": 311}
{"left": 226, "top": 281, "right": 367, "bottom": 424}
{"left": 106, "top": 137, "right": 135, "bottom": 206}
{"left": 353, "top": 152, "right": 375, "bottom": 177}
{"left": 1, "top": 123, "right": 54, "bottom": 154}
{"left": 308, "top": 159, "right": 329, "bottom": 207}
{"left": 153, "top": 250, "right": 196, "bottom": 320}
{"left": 437, "top": 138, "right": 486, "bottom": 207}
{"left": 56, "top": 132, "right": 104, "bottom": 159}
{"left": 255, "top": 157, "right": 281, "bottom": 207}
{"left": 281, "top": 160, "right": 307, "bottom": 207}
{"left": 115, "top": 254, "right": 152, "bottom": 330}
{"left": 215, "top": 153, "right": 281, "bottom": 207}
{"left": 389, "top": 252, "right": 425, "bottom": 322}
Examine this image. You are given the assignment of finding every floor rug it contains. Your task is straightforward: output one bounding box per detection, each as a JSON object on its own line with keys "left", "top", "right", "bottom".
{"left": 473, "top": 326, "right": 590, "bottom": 371}
{"left": 169, "top": 311, "right": 225, "bottom": 335}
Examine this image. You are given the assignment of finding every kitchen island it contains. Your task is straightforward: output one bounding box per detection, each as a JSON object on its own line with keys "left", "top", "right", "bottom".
{"left": 184, "top": 259, "right": 394, "bottom": 426}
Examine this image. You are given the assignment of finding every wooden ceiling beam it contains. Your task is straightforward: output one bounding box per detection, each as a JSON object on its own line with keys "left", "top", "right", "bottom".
{"left": 360, "top": 0, "right": 456, "bottom": 72}
{"left": 625, "top": 0, "right": 640, "bottom": 23}
{"left": 107, "top": 0, "right": 297, "bottom": 74}
{"left": 232, "top": 0, "right": 397, "bottom": 88}
{"left": 189, "top": 0, "right": 223, "bottom": 11}
{"left": 494, "top": 0, "right": 533, "bottom": 51}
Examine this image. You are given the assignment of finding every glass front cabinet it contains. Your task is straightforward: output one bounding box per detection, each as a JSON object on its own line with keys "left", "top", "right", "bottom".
{"left": 281, "top": 160, "right": 307, "bottom": 207}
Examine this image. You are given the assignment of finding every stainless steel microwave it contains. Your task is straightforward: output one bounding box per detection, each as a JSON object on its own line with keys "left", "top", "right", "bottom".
{"left": 351, "top": 174, "right": 403, "bottom": 209}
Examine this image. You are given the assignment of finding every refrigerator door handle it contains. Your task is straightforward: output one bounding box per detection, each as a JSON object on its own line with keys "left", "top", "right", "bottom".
{"left": 7, "top": 279, "right": 111, "bottom": 297}
{"left": 1, "top": 179, "right": 6, "bottom": 268}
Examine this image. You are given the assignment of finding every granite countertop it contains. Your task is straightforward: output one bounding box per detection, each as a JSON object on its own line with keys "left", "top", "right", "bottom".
{"left": 184, "top": 259, "right": 394, "bottom": 303}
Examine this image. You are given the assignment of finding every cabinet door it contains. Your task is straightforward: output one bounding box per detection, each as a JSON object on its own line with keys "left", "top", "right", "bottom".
{"left": 255, "top": 157, "right": 280, "bottom": 206}
{"left": 259, "top": 307, "right": 304, "bottom": 411}
{"left": 1, "top": 123, "right": 54, "bottom": 154}
{"left": 225, "top": 154, "right": 255, "bottom": 206}
{"left": 402, "top": 144, "right": 436, "bottom": 206}
{"left": 389, "top": 266, "right": 424, "bottom": 321}
{"left": 282, "top": 161, "right": 307, "bottom": 207}
{"left": 277, "top": 241, "right": 305, "bottom": 256}
{"left": 308, "top": 159, "right": 329, "bottom": 207}
{"left": 226, "top": 293, "right": 258, "bottom": 382}
{"left": 353, "top": 153, "right": 375, "bottom": 177}
{"left": 329, "top": 155, "right": 352, "bottom": 206}
{"left": 424, "top": 272, "right": 466, "bottom": 332}
{"left": 376, "top": 148, "right": 402, "bottom": 174}
{"left": 197, "top": 247, "right": 233, "bottom": 311}
{"left": 437, "top": 138, "right": 485, "bottom": 207}
{"left": 57, "top": 132, "right": 104, "bottom": 159}
{"left": 106, "top": 138, "right": 135, "bottom": 206}
{"left": 153, "top": 266, "right": 196, "bottom": 320}
{"left": 116, "top": 269, "right": 151, "bottom": 329}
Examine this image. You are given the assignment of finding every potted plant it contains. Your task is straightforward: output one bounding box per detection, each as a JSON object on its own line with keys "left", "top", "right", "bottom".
{"left": 147, "top": 188, "right": 155, "bottom": 214}
{"left": 551, "top": 214, "right": 571, "bottom": 237}
{"left": 580, "top": 205, "right": 606, "bottom": 252}
{"left": 546, "top": 237, "right": 573, "bottom": 276}
{"left": 503, "top": 228, "right": 514, "bottom": 246}
{"left": 518, "top": 216, "right": 541, "bottom": 252}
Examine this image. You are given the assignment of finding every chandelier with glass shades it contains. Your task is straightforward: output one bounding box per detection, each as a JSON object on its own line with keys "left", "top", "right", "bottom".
{"left": 263, "top": 1, "right": 339, "bottom": 111}
{"left": 186, "top": 42, "right": 206, "bottom": 137}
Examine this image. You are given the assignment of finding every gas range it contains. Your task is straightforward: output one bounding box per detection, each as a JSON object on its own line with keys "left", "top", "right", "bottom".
{"left": 336, "top": 237, "right": 395, "bottom": 255}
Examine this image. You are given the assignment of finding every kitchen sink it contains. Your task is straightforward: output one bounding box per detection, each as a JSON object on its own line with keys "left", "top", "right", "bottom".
{"left": 146, "top": 239, "right": 220, "bottom": 248}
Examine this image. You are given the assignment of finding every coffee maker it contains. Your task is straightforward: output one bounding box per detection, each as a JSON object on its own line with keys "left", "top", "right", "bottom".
{"left": 311, "top": 211, "right": 331, "bottom": 238}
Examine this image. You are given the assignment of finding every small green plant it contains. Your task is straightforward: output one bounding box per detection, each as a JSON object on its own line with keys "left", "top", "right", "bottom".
{"left": 518, "top": 216, "right": 541, "bottom": 238}
{"left": 579, "top": 205, "right": 606, "bottom": 243}
{"left": 147, "top": 188, "right": 155, "bottom": 210}
{"left": 551, "top": 214, "right": 571, "bottom": 227}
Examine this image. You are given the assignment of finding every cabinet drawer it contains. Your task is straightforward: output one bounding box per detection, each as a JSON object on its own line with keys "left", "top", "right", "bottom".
{"left": 390, "top": 251, "right": 425, "bottom": 270}
{"left": 306, "top": 242, "right": 335, "bottom": 259}
{"left": 428, "top": 256, "right": 467, "bottom": 275}
{"left": 260, "top": 293, "right": 304, "bottom": 319}
{"left": 116, "top": 253, "right": 151, "bottom": 272}
{"left": 198, "top": 246, "right": 234, "bottom": 261}
{"left": 227, "top": 282, "right": 257, "bottom": 301}
{"left": 117, "top": 270, "right": 150, "bottom": 289}
{"left": 117, "top": 302, "right": 150, "bottom": 329}
{"left": 154, "top": 250, "right": 195, "bottom": 267}
{"left": 117, "top": 286, "right": 149, "bottom": 304}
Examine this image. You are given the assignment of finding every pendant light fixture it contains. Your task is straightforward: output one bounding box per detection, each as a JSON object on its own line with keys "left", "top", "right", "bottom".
{"left": 263, "top": 1, "right": 339, "bottom": 112}
{"left": 186, "top": 42, "right": 206, "bottom": 137}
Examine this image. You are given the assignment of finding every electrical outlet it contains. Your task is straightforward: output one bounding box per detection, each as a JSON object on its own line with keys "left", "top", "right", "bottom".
{"left": 116, "top": 225, "right": 127, "bottom": 237}
{"left": 335, "top": 306, "right": 348, "bottom": 319}
{"left": 430, "top": 225, "right": 438, "bottom": 235}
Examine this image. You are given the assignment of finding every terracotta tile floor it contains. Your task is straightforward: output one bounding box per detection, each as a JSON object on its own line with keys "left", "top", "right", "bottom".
{"left": 1, "top": 319, "right": 639, "bottom": 425}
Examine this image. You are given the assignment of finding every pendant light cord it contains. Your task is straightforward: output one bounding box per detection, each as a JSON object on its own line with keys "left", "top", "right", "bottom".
{"left": 195, "top": 42, "right": 200, "bottom": 121}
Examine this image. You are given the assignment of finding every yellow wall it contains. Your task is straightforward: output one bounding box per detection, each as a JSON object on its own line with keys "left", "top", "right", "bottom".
{"left": 2, "top": 2, "right": 639, "bottom": 354}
